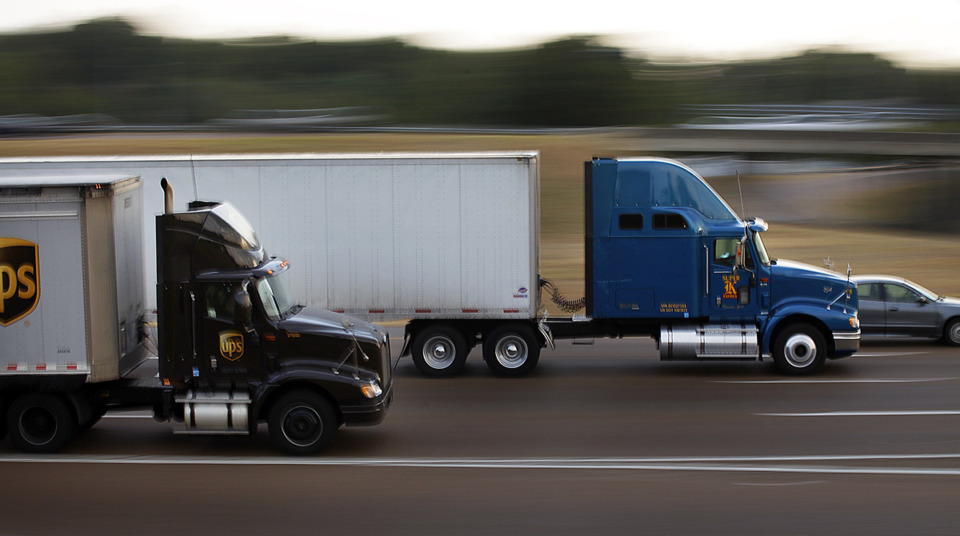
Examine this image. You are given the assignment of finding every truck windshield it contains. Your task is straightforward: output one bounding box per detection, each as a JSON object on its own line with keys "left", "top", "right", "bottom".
{"left": 752, "top": 231, "right": 771, "bottom": 267}
{"left": 255, "top": 271, "right": 297, "bottom": 321}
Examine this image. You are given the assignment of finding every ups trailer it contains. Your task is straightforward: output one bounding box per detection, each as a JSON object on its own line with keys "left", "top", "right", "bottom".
{"left": 0, "top": 174, "right": 392, "bottom": 453}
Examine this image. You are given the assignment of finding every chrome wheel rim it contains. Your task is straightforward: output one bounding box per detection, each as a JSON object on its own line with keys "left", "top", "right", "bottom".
{"left": 949, "top": 323, "right": 960, "bottom": 344}
{"left": 495, "top": 335, "right": 528, "bottom": 369}
{"left": 422, "top": 335, "right": 456, "bottom": 370}
{"left": 783, "top": 333, "right": 817, "bottom": 368}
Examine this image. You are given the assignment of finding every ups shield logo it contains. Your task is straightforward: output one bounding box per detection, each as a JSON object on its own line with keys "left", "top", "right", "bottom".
{"left": 0, "top": 238, "right": 39, "bottom": 327}
{"left": 219, "top": 330, "right": 244, "bottom": 361}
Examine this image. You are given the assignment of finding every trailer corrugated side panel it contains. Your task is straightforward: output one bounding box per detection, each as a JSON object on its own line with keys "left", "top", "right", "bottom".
{"left": 0, "top": 153, "right": 539, "bottom": 319}
{"left": 194, "top": 154, "right": 539, "bottom": 319}
{"left": 314, "top": 155, "right": 539, "bottom": 319}
{"left": 0, "top": 176, "right": 143, "bottom": 381}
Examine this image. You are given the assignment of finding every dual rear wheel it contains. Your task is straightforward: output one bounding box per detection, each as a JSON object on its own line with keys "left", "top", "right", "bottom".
{"left": 410, "top": 324, "right": 540, "bottom": 377}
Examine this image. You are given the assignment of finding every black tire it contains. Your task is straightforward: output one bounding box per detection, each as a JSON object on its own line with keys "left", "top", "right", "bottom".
{"left": 483, "top": 324, "right": 540, "bottom": 377}
{"left": 7, "top": 393, "right": 77, "bottom": 453}
{"left": 773, "top": 323, "right": 826, "bottom": 375}
{"left": 411, "top": 325, "right": 468, "bottom": 377}
{"left": 268, "top": 390, "right": 338, "bottom": 455}
{"left": 943, "top": 318, "right": 960, "bottom": 346}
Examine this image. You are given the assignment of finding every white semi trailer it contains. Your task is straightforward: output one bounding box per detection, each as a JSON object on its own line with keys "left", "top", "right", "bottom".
{"left": 0, "top": 153, "right": 542, "bottom": 376}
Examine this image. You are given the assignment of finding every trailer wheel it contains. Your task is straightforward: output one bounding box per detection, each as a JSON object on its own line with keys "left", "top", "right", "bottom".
{"left": 411, "top": 326, "right": 468, "bottom": 377}
{"left": 483, "top": 324, "right": 540, "bottom": 377}
{"left": 268, "top": 390, "right": 337, "bottom": 455}
{"left": 7, "top": 393, "right": 77, "bottom": 453}
{"left": 773, "top": 323, "right": 826, "bottom": 375}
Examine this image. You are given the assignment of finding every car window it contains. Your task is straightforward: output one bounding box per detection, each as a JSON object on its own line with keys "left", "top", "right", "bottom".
{"left": 859, "top": 283, "right": 881, "bottom": 301}
{"left": 884, "top": 283, "right": 923, "bottom": 304}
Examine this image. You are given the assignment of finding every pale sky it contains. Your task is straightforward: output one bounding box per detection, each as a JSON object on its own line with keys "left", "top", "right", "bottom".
{"left": 3, "top": 0, "right": 960, "bottom": 68}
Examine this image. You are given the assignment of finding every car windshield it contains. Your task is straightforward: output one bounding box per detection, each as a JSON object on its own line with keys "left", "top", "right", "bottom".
{"left": 751, "top": 231, "right": 771, "bottom": 267}
{"left": 255, "top": 270, "right": 297, "bottom": 321}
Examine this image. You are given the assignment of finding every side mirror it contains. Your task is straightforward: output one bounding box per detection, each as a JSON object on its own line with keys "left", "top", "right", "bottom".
{"left": 735, "top": 237, "right": 747, "bottom": 271}
{"left": 234, "top": 286, "right": 254, "bottom": 329}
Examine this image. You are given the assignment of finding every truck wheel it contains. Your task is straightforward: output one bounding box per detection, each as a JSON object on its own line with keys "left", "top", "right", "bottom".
{"left": 7, "top": 393, "right": 77, "bottom": 453}
{"left": 411, "top": 326, "right": 468, "bottom": 377}
{"left": 773, "top": 323, "right": 826, "bottom": 375}
{"left": 943, "top": 319, "right": 960, "bottom": 346}
{"left": 268, "top": 390, "right": 338, "bottom": 455}
{"left": 483, "top": 324, "right": 540, "bottom": 377}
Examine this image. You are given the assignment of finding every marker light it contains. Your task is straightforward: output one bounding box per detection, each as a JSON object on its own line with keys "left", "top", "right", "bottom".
{"left": 360, "top": 381, "right": 383, "bottom": 399}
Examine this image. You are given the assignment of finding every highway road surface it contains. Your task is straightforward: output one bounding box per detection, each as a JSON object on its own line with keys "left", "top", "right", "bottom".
{"left": 2, "top": 337, "right": 959, "bottom": 535}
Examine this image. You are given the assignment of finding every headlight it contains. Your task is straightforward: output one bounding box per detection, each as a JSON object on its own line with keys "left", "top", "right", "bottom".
{"left": 849, "top": 316, "right": 860, "bottom": 329}
{"left": 360, "top": 381, "right": 383, "bottom": 399}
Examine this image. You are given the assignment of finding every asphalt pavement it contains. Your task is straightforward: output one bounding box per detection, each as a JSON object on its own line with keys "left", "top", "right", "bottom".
{"left": 2, "top": 338, "right": 959, "bottom": 535}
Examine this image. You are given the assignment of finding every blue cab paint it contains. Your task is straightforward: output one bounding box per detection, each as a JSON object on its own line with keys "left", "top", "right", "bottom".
{"left": 583, "top": 158, "right": 859, "bottom": 372}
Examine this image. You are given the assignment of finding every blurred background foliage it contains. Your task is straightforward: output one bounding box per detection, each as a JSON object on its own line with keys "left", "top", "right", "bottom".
{"left": 1, "top": 17, "right": 958, "bottom": 127}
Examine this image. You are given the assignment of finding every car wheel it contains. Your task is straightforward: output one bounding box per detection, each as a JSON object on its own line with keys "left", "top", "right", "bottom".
{"left": 944, "top": 318, "right": 960, "bottom": 346}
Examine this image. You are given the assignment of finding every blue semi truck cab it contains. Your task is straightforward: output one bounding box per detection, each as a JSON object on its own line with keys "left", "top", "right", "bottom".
{"left": 545, "top": 157, "right": 860, "bottom": 375}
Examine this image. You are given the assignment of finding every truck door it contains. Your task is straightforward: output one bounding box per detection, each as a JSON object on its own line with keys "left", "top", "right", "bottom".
{"left": 198, "top": 282, "right": 264, "bottom": 379}
{"left": 707, "top": 238, "right": 759, "bottom": 318}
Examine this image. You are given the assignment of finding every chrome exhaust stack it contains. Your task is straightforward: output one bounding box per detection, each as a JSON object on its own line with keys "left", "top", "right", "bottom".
{"left": 161, "top": 177, "right": 174, "bottom": 214}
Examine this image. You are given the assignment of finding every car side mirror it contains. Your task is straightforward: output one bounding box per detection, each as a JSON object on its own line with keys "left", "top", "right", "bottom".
{"left": 918, "top": 296, "right": 929, "bottom": 305}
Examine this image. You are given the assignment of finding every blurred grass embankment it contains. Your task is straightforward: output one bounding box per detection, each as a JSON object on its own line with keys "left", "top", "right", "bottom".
{"left": 3, "top": 132, "right": 959, "bottom": 307}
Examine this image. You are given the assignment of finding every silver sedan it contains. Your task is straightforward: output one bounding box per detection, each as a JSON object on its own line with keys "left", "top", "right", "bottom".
{"left": 853, "top": 275, "right": 960, "bottom": 345}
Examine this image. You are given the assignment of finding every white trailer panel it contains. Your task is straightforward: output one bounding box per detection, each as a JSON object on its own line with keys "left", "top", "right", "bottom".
{"left": 0, "top": 175, "right": 144, "bottom": 381}
{"left": 0, "top": 153, "right": 540, "bottom": 320}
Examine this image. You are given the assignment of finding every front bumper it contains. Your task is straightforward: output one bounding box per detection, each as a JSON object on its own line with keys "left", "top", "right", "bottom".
{"left": 341, "top": 383, "right": 393, "bottom": 426}
{"left": 831, "top": 329, "right": 861, "bottom": 358}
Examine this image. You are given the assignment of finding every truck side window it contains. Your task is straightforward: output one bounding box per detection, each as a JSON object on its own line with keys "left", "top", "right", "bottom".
{"left": 204, "top": 283, "right": 236, "bottom": 321}
{"left": 714, "top": 239, "right": 737, "bottom": 266}
{"left": 742, "top": 244, "right": 755, "bottom": 270}
{"left": 653, "top": 213, "right": 688, "bottom": 230}
{"left": 618, "top": 214, "right": 643, "bottom": 230}
{"left": 714, "top": 239, "right": 755, "bottom": 269}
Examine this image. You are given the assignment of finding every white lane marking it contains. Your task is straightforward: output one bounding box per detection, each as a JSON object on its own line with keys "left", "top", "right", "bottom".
{"left": 732, "top": 481, "right": 826, "bottom": 487}
{"left": 757, "top": 410, "right": 960, "bottom": 417}
{"left": 717, "top": 378, "right": 955, "bottom": 384}
{"left": 854, "top": 352, "right": 931, "bottom": 357}
{"left": 1, "top": 454, "right": 960, "bottom": 477}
